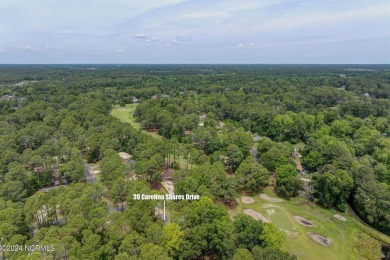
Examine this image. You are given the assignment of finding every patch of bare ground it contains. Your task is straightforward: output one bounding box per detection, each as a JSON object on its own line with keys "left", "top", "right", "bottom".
{"left": 293, "top": 215, "right": 314, "bottom": 227}
{"left": 333, "top": 214, "right": 347, "bottom": 221}
{"left": 243, "top": 209, "right": 270, "bottom": 223}
{"left": 308, "top": 232, "right": 332, "bottom": 246}
{"left": 259, "top": 193, "right": 283, "bottom": 202}
{"left": 241, "top": 196, "right": 254, "bottom": 204}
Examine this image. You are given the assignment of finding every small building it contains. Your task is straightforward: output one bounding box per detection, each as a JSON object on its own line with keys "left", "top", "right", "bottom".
{"left": 132, "top": 97, "right": 139, "bottom": 103}
{"left": 118, "top": 152, "right": 132, "bottom": 165}
{"left": 162, "top": 168, "right": 174, "bottom": 181}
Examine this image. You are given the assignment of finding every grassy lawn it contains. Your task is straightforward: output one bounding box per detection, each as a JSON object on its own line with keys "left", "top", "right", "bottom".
{"left": 174, "top": 156, "right": 195, "bottom": 170}
{"left": 111, "top": 104, "right": 162, "bottom": 140}
{"left": 232, "top": 187, "right": 388, "bottom": 260}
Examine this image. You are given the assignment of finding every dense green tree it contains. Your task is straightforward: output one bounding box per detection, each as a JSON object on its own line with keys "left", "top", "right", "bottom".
{"left": 351, "top": 166, "right": 390, "bottom": 234}
{"left": 259, "top": 223, "right": 286, "bottom": 249}
{"left": 236, "top": 156, "right": 269, "bottom": 193}
{"left": 139, "top": 243, "right": 171, "bottom": 260}
{"left": 275, "top": 165, "right": 301, "bottom": 198}
{"left": 162, "top": 223, "right": 184, "bottom": 257}
{"left": 233, "top": 248, "right": 254, "bottom": 260}
{"left": 302, "top": 150, "right": 324, "bottom": 171}
{"left": 99, "top": 149, "right": 125, "bottom": 183}
{"left": 226, "top": 144, "right": 244, "bottom": 172}
{"left": 0, "top": 181, "right": 27, "bottom": 202}
{"left": 234, "top": 214, "right": 263, "bottom": 250}
{"left": 252, "top": 246, "right": 297, "bottom": 260}
{"left": 311, "top": 170, "right": 353, "bottom": 211}
{"left": 259, "top": 143, "right": 293, "bottom": 172}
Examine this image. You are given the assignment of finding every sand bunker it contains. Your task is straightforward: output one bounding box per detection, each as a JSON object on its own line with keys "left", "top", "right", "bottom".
{"left": 243, "top": 209, "right": 270, "bottom": 223}
{"left": 241, "top": 196, "right": 254, "bottom": 204}
{"left": 259, "top": 194, "right": 283, "bottom": 202}
{"left": 293, "top": 215, "right": 314, "bottom": 227}
{"left": 308, "top": 233, "right": 331, "bottom": 246}
{"left": 333, "top": 214, "right": 347, "bottom": 221}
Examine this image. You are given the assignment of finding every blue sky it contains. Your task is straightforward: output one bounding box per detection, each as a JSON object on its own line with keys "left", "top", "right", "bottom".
{"left": 0, "top": 0, "right": 389, "bottom": 64}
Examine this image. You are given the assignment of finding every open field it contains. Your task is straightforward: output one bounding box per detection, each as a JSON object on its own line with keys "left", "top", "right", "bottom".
{"left": 110, "top": 104, "right": 162, "bottom": 139}
{"left": 231, "top": 187, "right": 389, "bottom": 260}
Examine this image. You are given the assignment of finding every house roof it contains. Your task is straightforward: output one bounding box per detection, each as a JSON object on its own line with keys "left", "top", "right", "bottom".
{"left": 118, "top": 152, "right": 132, "bottom": 160}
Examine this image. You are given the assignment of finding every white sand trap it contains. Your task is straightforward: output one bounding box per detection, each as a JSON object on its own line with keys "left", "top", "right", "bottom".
{"left": 243, "top": 209, "right": 270, "bottom": 223}
{"left": 293, "top": 215, "right": 314, "bottom": 227}
{"left": 259, "top": 194, "right": 283, "bottom": 202}
{"left": 241, "top": 196, "right": 254, "bottom": 204}
{"left": 333, "top": 214, "right": 347, "bottom": 221}
{"left": 308, "top": 232, "right": 332, "bottom": 246}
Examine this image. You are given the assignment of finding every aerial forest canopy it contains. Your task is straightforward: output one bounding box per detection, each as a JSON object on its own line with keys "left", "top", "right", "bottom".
{"left": 0, "top": 64, "right": 389, "bottom": 259}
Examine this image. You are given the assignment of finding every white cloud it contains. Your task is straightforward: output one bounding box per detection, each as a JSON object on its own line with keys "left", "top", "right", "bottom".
{"left": 254, "top": 2, "right": 390, "bottom": 32}
{"left": 134, "top": 33, "right": 147, "bottom": 39}
{"left": 1, "top": 0, "right": 389, "bottom": 63}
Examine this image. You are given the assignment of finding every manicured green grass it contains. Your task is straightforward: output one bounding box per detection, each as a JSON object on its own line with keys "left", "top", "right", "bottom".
{"left": 111, "top": 104, "right": 162, "bottom": 140}
{"left": 232, "top": 187, "right": 388, "bottom": 260}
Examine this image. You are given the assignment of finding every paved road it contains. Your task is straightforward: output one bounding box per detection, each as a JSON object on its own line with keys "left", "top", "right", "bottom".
{"left": 83, "top": 162, "right": 97, "bottom": 183}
